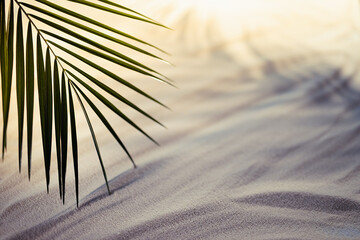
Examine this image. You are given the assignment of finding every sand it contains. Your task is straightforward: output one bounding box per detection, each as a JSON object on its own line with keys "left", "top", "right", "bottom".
{"left": 1, "top": 0, "right": 360, "bottom": 239}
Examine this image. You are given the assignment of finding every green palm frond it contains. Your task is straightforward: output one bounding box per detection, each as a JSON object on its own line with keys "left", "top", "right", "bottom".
{"left": 0, "top": 0, "right": 170, "bottom": 207}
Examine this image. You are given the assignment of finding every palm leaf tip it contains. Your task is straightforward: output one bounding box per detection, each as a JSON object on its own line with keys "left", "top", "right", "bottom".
{"left": 62, "top": 66, "right": 165, "bottom": 128}
{"left": 98, "top": 0, "right": 160, "bottom": 24}
{"left": 70, "top": 80, "right": 136, "bottom": 168}
{"left": 65, "top": 0, "right": 171, "bottom": 29}
{"left": 42, "top": 30, "right": 170, "bottom": 85}
{"left": 48, "top": 40, "right": 168, "bottom": 109}
{"left": 70, "top": 81, "right": 111, "bottom": 195}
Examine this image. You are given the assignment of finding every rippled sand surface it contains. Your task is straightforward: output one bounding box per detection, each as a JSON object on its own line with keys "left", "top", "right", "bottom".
{"left": 1, "top": 0, "right": 360, "bottom": 239}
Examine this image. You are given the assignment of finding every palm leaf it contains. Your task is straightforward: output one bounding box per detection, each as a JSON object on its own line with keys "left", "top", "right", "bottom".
{"left": 65, "top": 0, "right": 168, "bottom": 28}
{"left": 16, "top": 9, "right": 25, "bottom": 172}
{"left": 21, "top": 2, "right": 169, "bottom": 56}
{"left": 61, "top": 59, "right": 164, "bottom": 127}
{"left": 49, "top": 41, "right": 167, "bottom": 109}
{"left": 42, "top": 30, "right": 172, "bottom": 85}
{"left": 66, "top": 70, "right": 158, "bottom": 145}
{"left": 68, "top": 80, "right": 79, "bottom": 207}
{"left": 70, "top": 80, "right": 136, "bottom": 168}
{"left": 39, "top": 28, "right": 168, "bottom": 80}
{"left": 53, "top": 61, "right": 62, "bottom": 198}
{"left": 2, "top": 0, "right": 14, "bottom": 158}
{"left": 98, "top": 0, "right": 159, "bottom": 22}
{"left": 0, "top": 0, "right": 5, "bottom": 157}
{"left": 60, "top": 72, "right": 68, "bottom": 204}
{"left": 0, "top": 0, "right": 3, "bottom": 49}
{"left": 25, "top": 22, "right": 34, "bottom": 179}
{"left": 70, "top": 81, "right": 111, "bottom": 195}
{"left": 1, "top": 0, "right": 170, "bottom": 206}
{"left": 36, "top": 35, "right": 47, "bottom": 190}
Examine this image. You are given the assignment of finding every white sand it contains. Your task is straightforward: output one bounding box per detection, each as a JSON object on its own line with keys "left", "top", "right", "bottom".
{"left": 1, "top": 0, "right": 360, "bottom": 239}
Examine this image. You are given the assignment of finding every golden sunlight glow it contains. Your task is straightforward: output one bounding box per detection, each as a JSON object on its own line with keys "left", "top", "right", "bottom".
{"left": 174, "top": 0, "right": 271, "bottom": 18}
{"left": 134, "top": 0, "right": 357, "bottom": 37}
{"left": 176, "top": 0, "right": 354, "bottom": 19}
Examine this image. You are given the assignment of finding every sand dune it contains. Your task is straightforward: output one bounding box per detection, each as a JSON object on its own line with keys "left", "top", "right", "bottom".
{"left": 1, "top": 0, "right": 360, "bottom": 239}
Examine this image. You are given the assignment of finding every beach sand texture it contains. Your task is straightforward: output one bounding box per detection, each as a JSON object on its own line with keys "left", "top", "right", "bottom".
{"left": 1, "top": 0, "right": 360, "bottom": 239}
